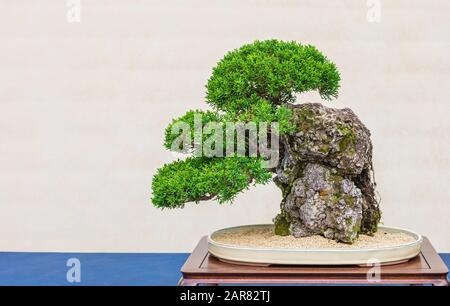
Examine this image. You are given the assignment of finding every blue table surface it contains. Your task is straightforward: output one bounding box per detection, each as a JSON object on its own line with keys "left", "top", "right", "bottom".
{"left": 0, "top": 252, "right": 448, "bottom": 286}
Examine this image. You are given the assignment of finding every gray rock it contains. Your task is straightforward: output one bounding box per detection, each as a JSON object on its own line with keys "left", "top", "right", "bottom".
{"left": 273, "top": 103, "right": 380, "bottom": 243}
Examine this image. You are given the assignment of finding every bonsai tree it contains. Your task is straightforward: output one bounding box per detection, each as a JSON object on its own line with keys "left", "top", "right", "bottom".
{"left": 152, "top": 40, "right": 380, "bottom": 243}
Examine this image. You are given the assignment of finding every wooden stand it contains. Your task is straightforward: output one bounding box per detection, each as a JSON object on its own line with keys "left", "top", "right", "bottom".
{"left": 179, "top": 236, "right": 448, "bottom": 286}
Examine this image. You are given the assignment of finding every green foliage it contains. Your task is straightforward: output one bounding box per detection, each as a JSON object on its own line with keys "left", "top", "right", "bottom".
{"left": 164, "top": 104, "right": 295, "bottom": 156}
{"left": 223, "top": 99, "right": 295, "bottom": 135}
{"left": 152, "top": 39, "right": 341, "bottom": 209}
{"left": 206, "top": 39, "right": 340, "bottom": 113}
{"left": 164, "top": 110, "right": 223, "bottom": 153}
{"left": 151, "top": 156, "right": 272, "bottom": 208}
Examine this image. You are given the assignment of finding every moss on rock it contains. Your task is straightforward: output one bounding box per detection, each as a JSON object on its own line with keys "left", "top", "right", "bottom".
{"left": 273, "top": 214, "right": 291, "bottom": 236}
{"left": 275, "top": 103, "right": 380, "bottom": 243}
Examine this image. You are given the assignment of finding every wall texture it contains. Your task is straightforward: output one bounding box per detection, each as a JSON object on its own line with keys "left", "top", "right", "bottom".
{"left": 0, "top": 0, "right": 449, "bottom": 252}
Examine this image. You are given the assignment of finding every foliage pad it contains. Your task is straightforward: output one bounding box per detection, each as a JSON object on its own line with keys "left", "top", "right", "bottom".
{"left": 152, "top": 157, "right": 272, "bottom": 208}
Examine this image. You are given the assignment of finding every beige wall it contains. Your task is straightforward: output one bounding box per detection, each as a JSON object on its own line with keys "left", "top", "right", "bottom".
{"left": 0, "top": 0, "right": 449, "bottom": 252}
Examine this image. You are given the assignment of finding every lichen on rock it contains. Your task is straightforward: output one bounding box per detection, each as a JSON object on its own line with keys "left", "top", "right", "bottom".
{"left": 274, "top": 103, "right": 380, "bottom": 243}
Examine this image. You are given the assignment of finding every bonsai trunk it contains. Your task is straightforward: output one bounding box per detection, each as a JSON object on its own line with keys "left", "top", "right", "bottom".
{"left": 272, "top": 103, "right": 381, "bottom": 243}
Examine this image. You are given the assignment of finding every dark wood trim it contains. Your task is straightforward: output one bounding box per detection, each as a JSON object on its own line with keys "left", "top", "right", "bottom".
{"left": 180, "top": 236, "right": 449, "bottom": 286}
